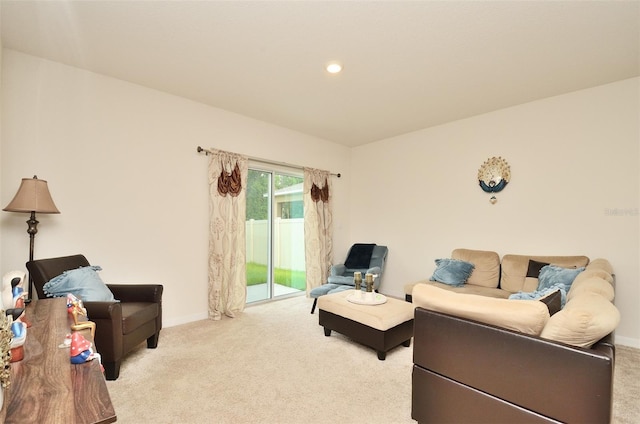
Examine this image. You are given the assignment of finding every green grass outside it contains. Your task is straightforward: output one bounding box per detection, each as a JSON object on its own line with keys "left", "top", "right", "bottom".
{"left": 246, "top": 262, "right": 306, "bottom": 291}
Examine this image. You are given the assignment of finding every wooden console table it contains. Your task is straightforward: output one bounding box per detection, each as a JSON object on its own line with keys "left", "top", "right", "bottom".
{"left": 0, "top": 297, "right": 116, "bottom": 423}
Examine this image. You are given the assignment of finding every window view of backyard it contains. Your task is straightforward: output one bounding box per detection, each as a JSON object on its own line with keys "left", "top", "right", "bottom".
{"left": 246, "top": 169, "right": 306, "bottom": 303}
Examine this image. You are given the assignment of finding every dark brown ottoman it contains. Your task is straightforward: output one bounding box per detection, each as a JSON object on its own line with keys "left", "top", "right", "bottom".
{"left": 318, "top": 290, "right": 414, "bottom": 360}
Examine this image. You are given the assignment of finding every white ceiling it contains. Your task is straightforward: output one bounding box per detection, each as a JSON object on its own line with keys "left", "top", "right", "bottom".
{"left": 1, "top": 1, "right": 639, "bottom": 147}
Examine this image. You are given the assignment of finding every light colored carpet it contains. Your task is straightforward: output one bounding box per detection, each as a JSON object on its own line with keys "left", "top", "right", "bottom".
{"left": 107, "top": 295, "right": 639, "bottom": 424}
{"left": 613, "top": 345, "right": 640, "bottom": 424}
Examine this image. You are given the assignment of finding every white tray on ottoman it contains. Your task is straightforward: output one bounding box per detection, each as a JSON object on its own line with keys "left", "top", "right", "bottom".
{"left": 317, "top": 289, "right": 414, "bottom": 360}
{"left": 347, "top": 291, "right": 388, "bottom": 305}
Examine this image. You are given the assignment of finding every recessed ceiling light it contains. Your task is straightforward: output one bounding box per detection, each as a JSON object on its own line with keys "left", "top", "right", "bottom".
{"left": 326, "top": 62, "right": 343, "bottom": 74}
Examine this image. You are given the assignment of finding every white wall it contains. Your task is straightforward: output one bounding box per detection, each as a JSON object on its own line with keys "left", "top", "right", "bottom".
{"left": 350, "top": 77, "right": 640, "bottom": 347}
{"left": 2, "top": 49, "right": 638, "bottom": 347}
{"left": 0, "top": 49, "right": 351, "bottom": 326}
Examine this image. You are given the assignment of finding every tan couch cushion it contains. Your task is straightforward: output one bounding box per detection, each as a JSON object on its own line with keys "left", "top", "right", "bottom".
{"left": 522, "top": 277, "right": 540, "bottom": 292}
{"left": 567, "top": 276, "right": 615, "bottom": 302}
{"left": 412, "top": 284, "right": 550, "bottom": 335}
{"left": 540, "top": 292, "right": 620, "bottom": 348}
{"left": 451, "top": 249, "right": 500, "bottom": 288}
{"left": 404, "top": 281, "right": 419, "bottom": 296}
{"left": 587, "top": 258, "right": 613, "bottom": 275}
{"left": 574, "top": 268, "right": 614, "bottom": 285}
{"left": 500, "top": 254, "right": 589, "bottom": 293}
{"left": 404, "top": 248, "right": 501, "bottom": 296}
{"left": 414, "top": 280, "right": 510, "bottom": 298}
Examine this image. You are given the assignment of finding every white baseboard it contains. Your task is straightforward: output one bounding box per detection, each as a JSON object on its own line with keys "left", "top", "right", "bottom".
{"left": 615, "top": 335, "right": 640, "bottom": 349}
{"left": 163, "top": 312, "right": 208, "bottom": 328}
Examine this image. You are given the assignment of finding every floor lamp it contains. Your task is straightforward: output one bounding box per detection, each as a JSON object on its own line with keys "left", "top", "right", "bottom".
{"left": 3, "top": 176, "right": 60, "bottom": 302}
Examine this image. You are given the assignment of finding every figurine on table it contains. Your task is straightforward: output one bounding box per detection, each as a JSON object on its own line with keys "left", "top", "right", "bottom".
{"left": 2, "top": 271, "right": 29, "bottom": 362}
{"left": 8, "top": 317, "right": 26, "bottom": 362}
{"left": 1, "top": 270, "right": 21, "bottom": 310}
{"left": 69, "top": 331, "right": 97, "bottom": 364}
{"left": 66, "top": 294, "right": 96, "bottom": 338}
{"left": 1, "top": 270, "right": 30, "bottom": 327}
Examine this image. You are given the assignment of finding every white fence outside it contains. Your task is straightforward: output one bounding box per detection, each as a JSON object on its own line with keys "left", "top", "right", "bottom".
{"left": 246, "top": 218, "right": 305, "bottom": 271}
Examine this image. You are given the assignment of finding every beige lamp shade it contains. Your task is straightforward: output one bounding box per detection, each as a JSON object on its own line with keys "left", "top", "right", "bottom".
{"left": 3, "top": 176, "right": 60, "bottom": 214}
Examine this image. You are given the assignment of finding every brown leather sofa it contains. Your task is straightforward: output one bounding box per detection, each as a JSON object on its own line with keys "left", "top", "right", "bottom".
{"left": 27, "top": 254, "right": 163, "bottom": 380}
{"left": 412, "top": 307, "right": 616, "bottom": 423}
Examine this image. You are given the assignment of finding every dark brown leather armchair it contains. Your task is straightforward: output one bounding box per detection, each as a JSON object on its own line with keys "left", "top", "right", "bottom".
{"left": 26, "top": 254, "right": 163, "bottom": 380}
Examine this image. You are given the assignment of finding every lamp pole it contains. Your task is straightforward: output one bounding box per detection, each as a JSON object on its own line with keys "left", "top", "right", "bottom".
{"left": 25, "top": 211, "right": 39, "bottom": 303}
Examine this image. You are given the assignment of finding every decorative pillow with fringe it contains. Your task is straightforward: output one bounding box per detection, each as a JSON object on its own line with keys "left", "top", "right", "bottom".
{"left": 43, "top": 265, "right": 115, "bottom": 302}
{"left": 429, "top": 258, "right": 475, "bottom": 287}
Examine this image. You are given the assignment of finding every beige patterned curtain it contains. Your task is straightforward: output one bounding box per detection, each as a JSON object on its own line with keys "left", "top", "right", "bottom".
{"left": 303, "top": 168, "right": 333, "bottom": 295}
{"left": 208, "top": 149, "right": 248, "bottom": 320}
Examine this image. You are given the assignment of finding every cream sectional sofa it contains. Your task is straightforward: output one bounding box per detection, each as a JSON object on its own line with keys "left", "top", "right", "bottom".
{"left": 409, "top": 248, "right": 620, "bottom": 423}
{"left": 405, "top": 248, "right": 592, "bottom": 300}
{"left": 406, "top": 248, "right": 619, "bottom": 345}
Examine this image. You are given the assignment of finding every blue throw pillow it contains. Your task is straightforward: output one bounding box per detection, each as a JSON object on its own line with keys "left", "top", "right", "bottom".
{"left": 429, "top": 258, "right": 475, "bottom": 287}
{"left": 537, "top": 265, "right": 584, "bottom": 292}
{"left": 43, "top": 266, "right": 116, "bottom": 302}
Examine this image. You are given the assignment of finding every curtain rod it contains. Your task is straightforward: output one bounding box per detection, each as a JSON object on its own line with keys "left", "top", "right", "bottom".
{"left": 196, "top": 146, "right": 341, "bottom": 178}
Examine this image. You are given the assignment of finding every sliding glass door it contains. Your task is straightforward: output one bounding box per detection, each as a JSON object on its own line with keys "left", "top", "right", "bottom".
{"left": 245, "top": 167, "right": 305, "bottom": 303}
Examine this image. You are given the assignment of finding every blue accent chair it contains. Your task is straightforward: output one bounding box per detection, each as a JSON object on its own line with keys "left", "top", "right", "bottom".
{"left": 310, "top": 244, "right": 388, "bottom": 313}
